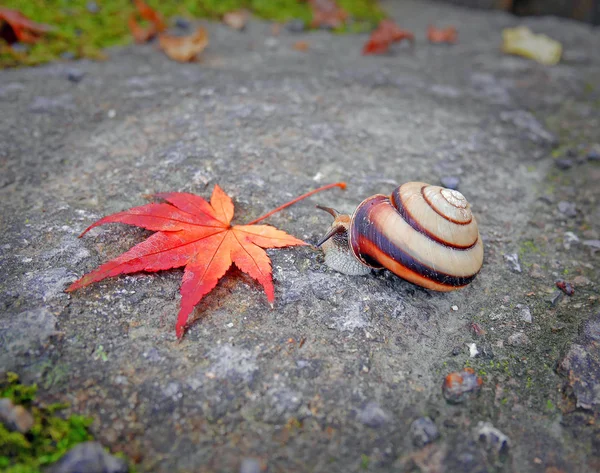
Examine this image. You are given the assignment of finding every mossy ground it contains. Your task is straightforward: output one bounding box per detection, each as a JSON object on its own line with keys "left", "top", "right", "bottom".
{"left": 0, "top": 0, "right": 385, "bottom": 68}
{"left": 0, "top": 373, "right": 97, "bottom": 473}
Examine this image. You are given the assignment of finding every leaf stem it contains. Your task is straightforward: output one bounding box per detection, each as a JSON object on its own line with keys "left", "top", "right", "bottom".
{"left": 246, "top": 182, "right": 347, "bottom": 226}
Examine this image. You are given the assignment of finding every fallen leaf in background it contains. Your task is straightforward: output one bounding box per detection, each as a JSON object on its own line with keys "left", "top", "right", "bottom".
{"left": 128, "top": 15, "right": 155, "bottom": 43}
{"left": 428, "top": 25, "right": 457, "bottom": 44}
{"left": 0, "top": 7, "right": 51, "bottom": 44}
{"left": 159, "top": 27, "right": 208, "bottom": 62}
{"left": 309, "top": 0, "right": 348, "bottom": 29}
{"left": 133, "top": 0, "right": 166, "bottom": 32}
{"left": 223, "top": 10, "right": 249, "bottom": 31}
{"left": 502, "top": 26, "right": 562, "bottom": 65}
{"left": 293, "top": 40, "right": 309, "bottom": 51}
{"left": 128, "top": 0, "right": 166, "bottom": 43}
{"left": 67, "top": 183, "right": 345, "bottom": 338}
{"left": 362, "top": 19, "right": 414, "bottom": 55}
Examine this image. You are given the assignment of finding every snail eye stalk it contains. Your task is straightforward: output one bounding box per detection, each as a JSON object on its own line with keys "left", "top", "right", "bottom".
{"left": 316, "top": 224, "right": 346, "bottom": 248}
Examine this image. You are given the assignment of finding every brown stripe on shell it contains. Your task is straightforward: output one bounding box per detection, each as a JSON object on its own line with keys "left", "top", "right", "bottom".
{"left": 390, "top": 188, "right": 478, "bottom": 251}
{"left": 421, "top": 186, "right": 472, "bottom": 225}
{"left": 349, "top": 196, "right": 481, "bottom": 287}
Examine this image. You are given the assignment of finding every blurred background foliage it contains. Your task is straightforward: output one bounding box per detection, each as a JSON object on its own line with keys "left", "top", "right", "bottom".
{"left": 0, "top": 0, "right": 385, "bottom": 67}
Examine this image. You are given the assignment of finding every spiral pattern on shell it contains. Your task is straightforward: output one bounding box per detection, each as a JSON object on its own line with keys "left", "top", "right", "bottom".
{"left": 348, "top": 182, "right": 483, "bottom": 291}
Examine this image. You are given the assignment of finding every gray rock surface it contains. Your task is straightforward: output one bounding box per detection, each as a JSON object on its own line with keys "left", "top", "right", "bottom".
{"left": 47, "top": 442, "right": 128, "bottom": 473}
{"left": 0, "top": 0, "right": 599, "bottom": 472}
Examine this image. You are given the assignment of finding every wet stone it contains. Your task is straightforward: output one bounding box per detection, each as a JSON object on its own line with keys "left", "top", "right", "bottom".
{"left": 357, "top": 402, "right": 389, "bottom": 428}
{"left": 442, "top": 368, "right": 482, "bottom": 404}
{"left": 410, "top": 416, "right": 439, "bottom": 447}
{"left": 0, "top": 399, "right": 34, "bottom": 433}
{"left": 47, "top": 441, "right": 128, "bottom": 473}
{"left": 440, "top": 176, "right": 460, "bottom": 190}
{"left": 0, "top": 308, "right": 58, "bottom": 368}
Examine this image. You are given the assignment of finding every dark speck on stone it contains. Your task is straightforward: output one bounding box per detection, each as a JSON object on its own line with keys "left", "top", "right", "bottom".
{"left": 410, "top": 416, "right": 439, "bottom": 447}
{"left": 555, "top": 159, "right": 573, "bottom": 170}
{"left": 357, "top": 402, "right": 389, "bottom": 428}
{"left": 440, "top": 176, "right": 460, "bottom": 190}
{"left": 67, "top": 69, "right": 85, "bottom": 83}
{"left": 451, "top": 346, "right": 462, "bottom": 356}
{"left": 47, "top": 442, "right": 128, "bottom": 473}
{"left": 286, "top": 19, "right": 306, "bottom": 33}
{"left": 239, "top": 458, "right": 261, "bottom": 473}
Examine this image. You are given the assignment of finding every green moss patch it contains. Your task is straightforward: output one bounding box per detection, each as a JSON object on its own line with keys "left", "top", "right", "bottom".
{"left": 0, "top": 0, "right": 385, "bottom": 68}
{"left": 0, "top": 372, "right": 94, "bottom": 473}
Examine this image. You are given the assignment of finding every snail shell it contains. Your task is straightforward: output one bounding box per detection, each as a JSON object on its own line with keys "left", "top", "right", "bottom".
{"left": 317, "top": 182, "right": 484, "bottom": 291}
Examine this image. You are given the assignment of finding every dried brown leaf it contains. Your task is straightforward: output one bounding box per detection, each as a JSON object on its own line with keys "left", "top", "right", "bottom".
{"left": 158, "top": 27, "right": 208, "bottom": 62}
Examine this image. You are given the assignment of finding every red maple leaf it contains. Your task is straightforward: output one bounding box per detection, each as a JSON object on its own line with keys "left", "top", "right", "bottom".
{"left": 362, "top": 19, "right": 414, "bottom": 55}
{"left": 427, "top": 25, "right": 458, "bottom": 44}
{"left": 128, "top": 0, "right": 166, "bottom": 43}
{"left": 67, "top": 183, "right": 345, "bottom": 338}
{"left": 0, "top": 8, "right": 51, "bottom": 44}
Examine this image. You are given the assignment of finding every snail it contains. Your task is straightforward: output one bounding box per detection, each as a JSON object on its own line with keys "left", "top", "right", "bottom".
{"left": 316, "top": 182, "right": 483, "bottom": 291}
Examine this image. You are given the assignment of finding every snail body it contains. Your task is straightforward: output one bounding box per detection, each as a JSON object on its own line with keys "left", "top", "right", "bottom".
{"left": 317, "top": 182, "right": 483, "bottom": 291}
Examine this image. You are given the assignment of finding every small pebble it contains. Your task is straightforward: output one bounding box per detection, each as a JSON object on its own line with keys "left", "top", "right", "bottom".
{"left": 556, "top": 279, "right": 575, "bottom": 296}
{"left": 60, "top": 51, "right": 76, "bottom": 60}
{"left": 0, "top": 398, "right": 34, "bottom": 433}
{"left": 587, "top": 149, "right": 600, "bottom": 161}
{"left": 286, "top": 19, "right": 306, "bottom": 33}
{"left": 557, "top": 201, "right": 577, "bottom": 218}
{"left": 503, "top": 253, "right": 521, "bottom": 273}
{"left": 86, "top": 1, "right": 99, "bottom": 13}
{"left": 174, "top": 17, "right": 191, "bottom": 30}
{"left": 442, "top": 368, "right": 482, "bottom": 404}
{"left": 357, "top": 402, "right": 389, "bottom": 428}
{"left": 264, "top": 37, "right": 279, "bottom": 49}
{"left": 563, "top": 231, "right": 580, "bottom": 250}
{"left": 516, "top": 304, "right": 532, "bottom": 323}
{"left": 440, "top": 176, "right": 460, "bottom": 190}
{"left": 410, "top": 417, "right": 439, "bottom": 447}
{"left": 239, "top": 458, "right": 261, "bottom": 473}
{"left": 528, "top": 263, "right": 545, "bottom": 279}
{"left": 474, "top": 421, "right": 510, "bottom": 455}
{"left": 451, "top": 305, "right": 458, "bottom": 311}
{"left": 507, "top": 332, "right": 529, "bottom": 347}
{"left": 46, "top": 441, "right": 127, "bottom": 473}
{"left": 107, "top": 109, "right": 116, "bottom": 119}
{"left": 11, "top": 43, "right": 30, "bottom": 53}
{"left": 555, "top": 159, "right": 573, "bottom": 170}
{"left": 549, "top": 290, "right": 563, "bottom": 307}
{"left": 66, "top": 69, "right": 85, "bottom": 83}
{"left": 466, "top": 342, "right": 479, "bottom": 358}
{"left": 451, "top": 346, "right": 462, "bottom": 356}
